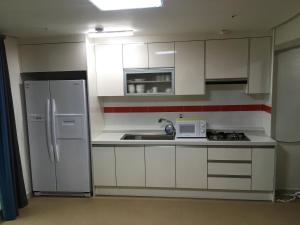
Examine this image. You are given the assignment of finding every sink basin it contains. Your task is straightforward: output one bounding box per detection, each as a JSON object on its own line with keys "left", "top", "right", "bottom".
{"left": 121, "top": 134, "right": 175, "bottom": 140}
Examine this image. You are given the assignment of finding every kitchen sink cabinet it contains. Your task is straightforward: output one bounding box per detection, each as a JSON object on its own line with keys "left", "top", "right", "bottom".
{"left": 95, "top": 44, "right": 124, "bottom": 96}
{"left": 145, "top": 146, "right": 175, "bottom": 188}
{"left": 19, "top": 42, "right": 87, "bottom": 72}
{"left": 93, "top": 144, "right": 275, "bottom": 200}
{"left": 176, "top": 146, "right": 207, "bottom": 189}
{"left": 123, "top": 43, "right": 149, "bottom": 69}
{"left": 175, "top": 41, "right": 205, "bottom": 95}
{"left": 252, "top": 148, "right": 275, "bottom": 191}
{"left": 148, "top": 42, "right": 175, "bottom": 68}
{"left": 93, "top": 146, "right": 116, "bottom": 187}
{"left": 115, "top": 146, "right": 145, "bottom": 187}
{"left": 206, "top": 39, "right": 248, "bottom": 80}
{"left": 247, "top": 37, "right": 272, "bottom": 94}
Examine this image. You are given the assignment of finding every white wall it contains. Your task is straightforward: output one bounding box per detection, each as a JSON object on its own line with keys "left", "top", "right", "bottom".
{"left": 4, "top": 37, "right": 31, "bottom": 195}
{"left": 86, "top": 37, "right": 105, "bottom": 138}
{"left": 275, "top": 14, "right": 300, "bottom": 50}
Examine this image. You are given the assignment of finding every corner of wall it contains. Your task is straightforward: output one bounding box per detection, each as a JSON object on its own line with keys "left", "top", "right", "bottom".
{"left": 85, "top": 37, "right": 105, "bottom": 138}
{"left": 4, "top": 36, "right": 32, "bottom": 195}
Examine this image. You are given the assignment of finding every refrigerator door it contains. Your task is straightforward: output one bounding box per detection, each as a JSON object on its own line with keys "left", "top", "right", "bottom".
{"left": 24, "top": 81, "right": 56, "bottom": 192}
{"left": 50, "top": 80, "right": 91, "bottom": 193}
{"left": 275, "top": 48, "right": 300, "bottom": 142}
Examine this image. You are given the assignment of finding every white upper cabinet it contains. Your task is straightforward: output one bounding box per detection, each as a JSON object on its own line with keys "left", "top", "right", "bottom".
{"left": 123, "top": 43, "right": 148, "bottom": 68}
{"left": 175, "top": 41, "right": 205, "bottom": 95}
{"left": 19, "top": 42, "right": 87, "bottom": 72}
{"left": 95, "top": 44, "right": 124, "bottom": 96}
{"left": 248, "top": 37, "right": 272, "bottom": 94}
{"left": 206, "top": 39, "right": 248, "bottom": 79}
{"left": 148, "top": 42, "right": 175, "bottom": 68}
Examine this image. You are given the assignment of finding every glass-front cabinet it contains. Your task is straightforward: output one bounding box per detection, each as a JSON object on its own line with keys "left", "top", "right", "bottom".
{"left": 124, "top": 68, "right": 175, "bottom": 96}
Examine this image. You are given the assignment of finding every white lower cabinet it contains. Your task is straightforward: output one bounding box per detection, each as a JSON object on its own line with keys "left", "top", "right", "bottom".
{"left": 176, "top": 146, "right": 207, "bottom": 189}
{"left": 115, "top": 146, "right": 145, "bottom": 187}
{"left": 208, "top": 162, "right": 251, "bottom": 176}
{"left": 207, "top": 147, "right": 252, "bottom": 191}
{"left": 145, "top": 146, "right": 175, "bottom": 188}
{"left": 208, "top": 147, "right": 251, "bottom": 161}
{"left": 93, "top": 145, "right": 276, "bottom": 200}
{"left": 93, "top": 146, "right": 116, "bottom": 186}
{"left": 208, "top": 177, "right": 251, "bottom": 190}
{"left": 252, "top": 148, "right": 275, "bottom": 191}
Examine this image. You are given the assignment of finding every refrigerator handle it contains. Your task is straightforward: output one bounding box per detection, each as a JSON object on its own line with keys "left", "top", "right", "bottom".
{"left": 51, "top": 98, "right": 60, "bottom": 162}
{"left": 46, "top": 99, "right": 55, "bottom": 163}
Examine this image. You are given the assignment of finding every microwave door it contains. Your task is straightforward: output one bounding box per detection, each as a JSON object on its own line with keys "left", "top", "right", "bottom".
{"left": 177, "top": 123, "right": 196, "bottom": 137}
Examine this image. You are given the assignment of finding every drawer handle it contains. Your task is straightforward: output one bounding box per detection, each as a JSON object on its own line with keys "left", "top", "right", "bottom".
{"left": 208, "top": 175, "right": 251, "bottom": 179}
{"left": 208, "top": 160, "right": 251, "bottom": 164}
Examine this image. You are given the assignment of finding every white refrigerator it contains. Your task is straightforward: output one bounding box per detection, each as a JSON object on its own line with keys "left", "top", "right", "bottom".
{"left": 24, "top": 80, "right": 91, "bottom": 195}
{"left": 274, "top": 46, "right": 300, "bottom": 190}
{"left": 275, "top": 48, "right": 300, "bottom": 142}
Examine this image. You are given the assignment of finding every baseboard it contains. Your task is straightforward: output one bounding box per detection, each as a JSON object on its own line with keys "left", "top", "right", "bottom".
{"left": 26, "top": 192, "right": 33, "bottom": 200}
{"left": 276, "top": 189, "right": 300, "bottom": 195}
{"left": 95, "top": 187, "right": 274, "bottom": 201}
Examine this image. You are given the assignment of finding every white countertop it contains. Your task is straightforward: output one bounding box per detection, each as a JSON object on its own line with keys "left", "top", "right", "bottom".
{"left": 92, "top": 131, "right": 276, "bottom": 146}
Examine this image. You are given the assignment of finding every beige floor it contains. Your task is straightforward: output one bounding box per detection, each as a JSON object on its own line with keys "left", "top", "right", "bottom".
{"left": 3, "top": 196, "right": 300, "bottom": 225}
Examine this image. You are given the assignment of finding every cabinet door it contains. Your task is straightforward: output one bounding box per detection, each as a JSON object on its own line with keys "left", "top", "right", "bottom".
{"left": 95, "top": 44, "right": 124, "bottom": 96}
{"left": 145, "top": 146, "right": 175, "bottom": 188}
{"left": 248, "top": 37, "right": 272, "bottom": 94}
{"left": 148, "top": 42, "right": 175, "bottom": 68}
{"left": 115, "top": 146, "right": 145, "bottom": 187}
{"left": 176, "top": 146, "right": 207, "bottom": 189}
{"left": 123, "top": 43, "right": 148, "bottom": 68}
{"left": 19, "top": 42, "right": 87, "bottom": 72}
{"left": 252, "top": 148, "right": 275, "bottom": 191}
{"left": 206, "top": 39, "right": 248, "bottom": 79}
{"left": 93, "top": 147, "right": 116, "bottom": 186}
{"left": 175, "top": 41, "right": 205, "bottom": 95}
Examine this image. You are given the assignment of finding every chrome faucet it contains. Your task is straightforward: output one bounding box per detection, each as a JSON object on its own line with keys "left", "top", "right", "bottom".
{"left": 158, "top": 118, "right": 176, "bottom": 135}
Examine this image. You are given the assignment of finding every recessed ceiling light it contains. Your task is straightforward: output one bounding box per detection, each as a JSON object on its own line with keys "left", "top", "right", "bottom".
{"left": 155, "top": 50, "right": 176, "bottom": 55}
{"left": 89, "top": 0, "right": 163, "bottom": 11}
{"left": 88, "top": 30, "right": 134, "bottom": 38}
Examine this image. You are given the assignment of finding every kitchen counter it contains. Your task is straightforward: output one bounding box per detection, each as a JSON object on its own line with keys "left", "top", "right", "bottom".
{"left": 92, "top": 131, "right": 276, "bottom": 146}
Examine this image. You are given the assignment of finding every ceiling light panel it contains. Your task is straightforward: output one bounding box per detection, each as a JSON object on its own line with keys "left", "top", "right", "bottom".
{"left": 89, "top": 0, "right": 163, "bottom": 11}
{"left": 88, "top": 30, "right": 134, "bottom": 38}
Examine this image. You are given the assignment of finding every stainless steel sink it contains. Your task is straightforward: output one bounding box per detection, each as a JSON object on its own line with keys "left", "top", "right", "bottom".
{"left": 121, "top": 134, "right": 175, "bottom": 140}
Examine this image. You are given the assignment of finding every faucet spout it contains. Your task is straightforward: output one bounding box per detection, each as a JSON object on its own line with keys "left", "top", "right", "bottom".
{"left": 158, "top": 118, "right": 176, "bottom": 135}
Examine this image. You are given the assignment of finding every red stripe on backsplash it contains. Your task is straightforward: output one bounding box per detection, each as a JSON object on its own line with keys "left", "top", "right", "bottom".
{"left": 262, "top": 104, "right": 272, "bottom": 113}
{"left": 104, "top": 104, "right": 272, "bottom": 113}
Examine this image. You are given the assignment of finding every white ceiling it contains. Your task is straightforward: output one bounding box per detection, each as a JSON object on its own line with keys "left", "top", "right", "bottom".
{"left": 0, "top": 0, "right": 300, "bottom": 38}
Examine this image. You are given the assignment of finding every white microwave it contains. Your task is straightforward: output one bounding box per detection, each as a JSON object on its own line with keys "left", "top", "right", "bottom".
{"left": 176, "top": 118, "right": 206, "bottom": 138}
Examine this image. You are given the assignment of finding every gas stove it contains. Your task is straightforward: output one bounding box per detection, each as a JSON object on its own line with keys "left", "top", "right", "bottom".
{"left": 207, "top": 130, "right": 250, "bottom": 141}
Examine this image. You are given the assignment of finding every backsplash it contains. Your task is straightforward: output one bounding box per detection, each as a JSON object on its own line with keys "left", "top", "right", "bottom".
{"left": 100, "top": 84, "right": 272, "bottom": 134}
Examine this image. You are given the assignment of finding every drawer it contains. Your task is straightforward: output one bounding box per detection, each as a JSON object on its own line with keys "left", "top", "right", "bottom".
{"left": 208, "top": 177, "right": 251, "bottom": 190}
{"left": 208, "top": 147, "right": 251, "bottom": 161}
{"left": 208, "top": 162, "right": 251, "bottom": 176}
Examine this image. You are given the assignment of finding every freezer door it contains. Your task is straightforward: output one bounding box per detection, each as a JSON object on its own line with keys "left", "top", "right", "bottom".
{"left": 50, "top": 80, "right": 91, "bottom": 192}
{"left": 24, "top": 81, "right": 56, "bottom": 192}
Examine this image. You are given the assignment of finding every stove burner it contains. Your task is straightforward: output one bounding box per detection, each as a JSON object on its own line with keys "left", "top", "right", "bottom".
{"left": 207, "top": 131, "right": 250, "bottom": 141}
